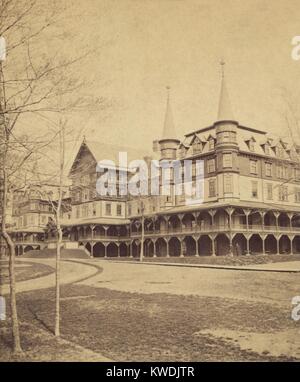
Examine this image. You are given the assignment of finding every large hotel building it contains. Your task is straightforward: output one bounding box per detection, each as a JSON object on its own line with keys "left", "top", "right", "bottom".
{"left": 8, "top": 71, "right": 300, "bottom": 258}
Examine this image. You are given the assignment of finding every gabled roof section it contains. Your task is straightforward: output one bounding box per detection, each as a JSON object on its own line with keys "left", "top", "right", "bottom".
{"left": 69, "top": 139, "right": 150, "bottom": 176}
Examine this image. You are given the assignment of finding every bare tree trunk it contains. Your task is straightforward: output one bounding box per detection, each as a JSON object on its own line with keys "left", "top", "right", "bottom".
{"left": 55, "top": 223, "right": 62, "bottom": 337}
{"left": 1, "top": 170, "right": 22, "bottom": 354}
{"left": 54, "top": 119, "right": 65, "bottom": 337}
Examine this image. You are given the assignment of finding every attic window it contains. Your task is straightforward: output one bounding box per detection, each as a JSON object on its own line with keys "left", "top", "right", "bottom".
{"left": 193, "top": 140, "right": 202, "bottom": 154}
{"left": 277, "top": 146, "right": 284, "bottom": 158}
{"left": 265, "top": 144, "right": 270, "bottom": 155}
{"left": 208, "top": 139, "right": 214, "bottom": 150}
{"left": 249, "top": 140, "right": 255, "bottom": 152}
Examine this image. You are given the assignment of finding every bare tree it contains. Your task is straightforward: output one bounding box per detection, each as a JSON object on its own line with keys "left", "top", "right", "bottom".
{"left": 0, "top": 0, "right": 106, "bottom": 353}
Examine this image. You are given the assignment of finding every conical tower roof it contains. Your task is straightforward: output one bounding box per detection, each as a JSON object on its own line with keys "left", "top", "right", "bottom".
{"left": 217, "top": 62, "right": 235, "bottom": 122}
{"left": 161, "top": 87, "right": 178, "bottom": 140}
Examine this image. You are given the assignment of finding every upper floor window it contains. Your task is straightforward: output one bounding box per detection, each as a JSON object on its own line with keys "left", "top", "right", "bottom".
{"left": 92, "top": 203, "right": 97, "bottom": 216}
{"left": 295, "top": 188, "right": 300, "bottom": 203}
{"left": 209, "top": 179, "right": 216, "bottom": 197}
{"left": 266, "top": 183, "right": 273, "bottom": 200}
{"left": 116, "top": 204, "right": 122, "bottom": 216}
{"left": 224, "top": 174, "right": 233, "bottom": 193}
{"left": 207, "top": 158, "right": 215, "bottom": 173}
{"left": 294, "top": 167, "right": 300, "bottom": 181}
{"left": 265, "top": 162, "right": 272, "bottom": 177}
{"left": 279, "top": 186, "right": 288, "bottom": 201}
{"left": 105, "top": 203, "right": 111, "bottom": 216}
{"left": 251, "top": 181, "right": 258, "bottom": 198}
{"left": 250, "top": 160, "right": 258, "bottom": 175}
{"left": 223, "top": 153, "right": 232, "bottom": 168}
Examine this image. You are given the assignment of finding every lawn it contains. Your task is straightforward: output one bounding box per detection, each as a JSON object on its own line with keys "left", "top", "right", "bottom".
{"left": 0, "top": 260, "right": 54, "bottom": 284}
{"left": 110, "top": 254, "right": 300, "bottom": 266}
{"left": 1, "top": 283, "right": 299, "bottom": 361}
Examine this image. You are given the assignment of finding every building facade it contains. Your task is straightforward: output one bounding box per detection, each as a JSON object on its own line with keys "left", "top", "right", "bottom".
{"left": 8, "top": 71, "right": 300, "bottom": 257}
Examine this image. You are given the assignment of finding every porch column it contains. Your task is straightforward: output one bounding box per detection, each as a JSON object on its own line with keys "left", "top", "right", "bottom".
{"left": 288, "top": 213, "right": 293, "bottom": 231}
{"left": 153, "top": 240, "right": 157, "bottom": 258}
{"left": 276, "top": 236, "right": 280, "bottom": 255}
{"left": 179, "top": 238, "right": 184, "bottom": 257}
{"left": 195, "top": 236, "right": 200, "bottom": 257}
{"left": 178, "top": 214, "right": 184, "bottom": 232}
{"left": 274, "top": 212, "right": 279, "bottom": 231}
{"left": 129, "top": 241, "right": 133, "bottom": 258}
{"left": 209, "top": 209, "right": 217, "bottom": 227}
{"left": 262, "top": 235, "right": 265, "bottom": 255}
{"left": 166, "top": 239, "right": 169, "bottom": 258}
{"left": 244, "top": 209, "right": 250, "bottom": 231}
{"left": 261, "top": 211, "right": 266, "bottom": 232}
{"left": 246, "top": 235, "right": 250, "bottom": 256}
{"left": 211, "top": 235, "right": 216, "bottom": 256}
{"left": 290, "top": 236, "right": 294, "bottom": 255}
{"left": 91, "top": 243, "right": 94, "bottom": 258}
{"left": 104, "top": 243, "right": 108, "bottom": 258}
{"left": 226, "top": 207, "right": 234, "bottom": 256}
{"left": 117, "top": 244, "right": 120, "bottom": 258}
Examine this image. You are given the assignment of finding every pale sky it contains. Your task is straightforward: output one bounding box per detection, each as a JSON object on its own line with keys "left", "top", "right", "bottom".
{"left": 34, "top": 0, "right": 300, "bottom": 158}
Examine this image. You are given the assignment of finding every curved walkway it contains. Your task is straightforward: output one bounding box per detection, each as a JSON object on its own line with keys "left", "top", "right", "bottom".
{"left": 1, "top": 258, "right": 100, "bottom": 295}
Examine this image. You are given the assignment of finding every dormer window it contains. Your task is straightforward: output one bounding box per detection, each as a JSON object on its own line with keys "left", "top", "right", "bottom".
{"left": 265, "top": 144, "right": 270, "bottom": 155}
{"left": 277, "top": 146, "right": 284, "bottom": 158}
{"left": 208, "top": 138, "right": 215, "bottom": 150}
{"left": 193, "top": 139, "right": 202, "bottom": 154}
{"left": 249, "top": 140, "right": 255, "bottom": 152}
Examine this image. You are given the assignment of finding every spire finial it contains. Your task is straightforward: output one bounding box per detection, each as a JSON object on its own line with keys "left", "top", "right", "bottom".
{"left": 220, "top": 59, "right": 225, "bottom": 78}
{"left": 166, "top": 86, "right": 171, "bottom": 100}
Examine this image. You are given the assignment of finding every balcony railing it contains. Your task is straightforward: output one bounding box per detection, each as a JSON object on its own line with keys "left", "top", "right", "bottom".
{"left": 131, "top": 224, "right": 300, "bottom": 237}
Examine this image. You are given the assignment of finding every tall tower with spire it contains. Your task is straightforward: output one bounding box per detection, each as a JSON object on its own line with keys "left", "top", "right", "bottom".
{"left": 214, "top": 62, "right": 240, "bottom": 201}
{"left": 158, "top": 87, "right": 180, "bottom": 160}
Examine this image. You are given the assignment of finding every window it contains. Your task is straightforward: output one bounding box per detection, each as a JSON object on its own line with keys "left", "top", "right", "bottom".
{"left": 265, "top": 162, "right": 272, "bottom": 177}
{"left": 265, "top": 144, "right": 270, "bottom": 155}
{"left": 82, "top": 204, "right": 88, "bottom": 217}
{"left": 266, "top": 183, "right": 273, "bottom": 200}
{"left": 105, "top": 203, "right": 111, "bottom": 216}
{"left": 209, "top": 179, "right": 216, "bottom": 197}
{"left": 117, "top": 204, "right": 122, "bottom": 216}
{"left": 294, "top": 167, "right": 300, "bottom": 181}
{"left": 76, "top": 206, "right": 80, "bottom": 218}
{"left": 279, "top": 186, "right": 288, "bottom": 201}
{"left": 251, "top": 181, "right": 258, "bottom": 198}
{"left": 193, "top": 140, "right": 202, "bottom": 153}
{"left": 207, "top": 159, "right": 215, "bottom": 173}
{"left": 128, "top": 204, "right": 132, "bottom": 216}
{"left": 277, "top": 165, "right": 283, "bottom": 179}
{"left": 250, "top": 160, "right": 258, "bottom": 175}
{"left": 223, "top": 153, "right": 232, "bottom": 168}
{"left": 208, "top": 139, "right": 214, "bottom": 150}
{"left": 224, "top": 174, "right": 233, "bottom": 193}
{"left": 277, "top": 146, "right": 284, "bottom": 158}
{"left": 295, "top": 188, "right": 300, "bottom": 202}
{"left": 92, "top": 203, "right": 97, "bottom": 216}
{"left": 249, "top": 140, "right": 255, "bottom": 152}
{"left": 223, "top": 132, "right": 230, "bottom": 142}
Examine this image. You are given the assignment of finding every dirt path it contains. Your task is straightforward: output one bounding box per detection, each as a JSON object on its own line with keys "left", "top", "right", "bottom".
{"left": 1, "top": 258, "right": 99, "bottom": 295}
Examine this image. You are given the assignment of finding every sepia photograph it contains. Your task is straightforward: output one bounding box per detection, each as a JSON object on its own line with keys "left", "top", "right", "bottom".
{"left": 0, "top": 0, "right": 300, "bottom": 368}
